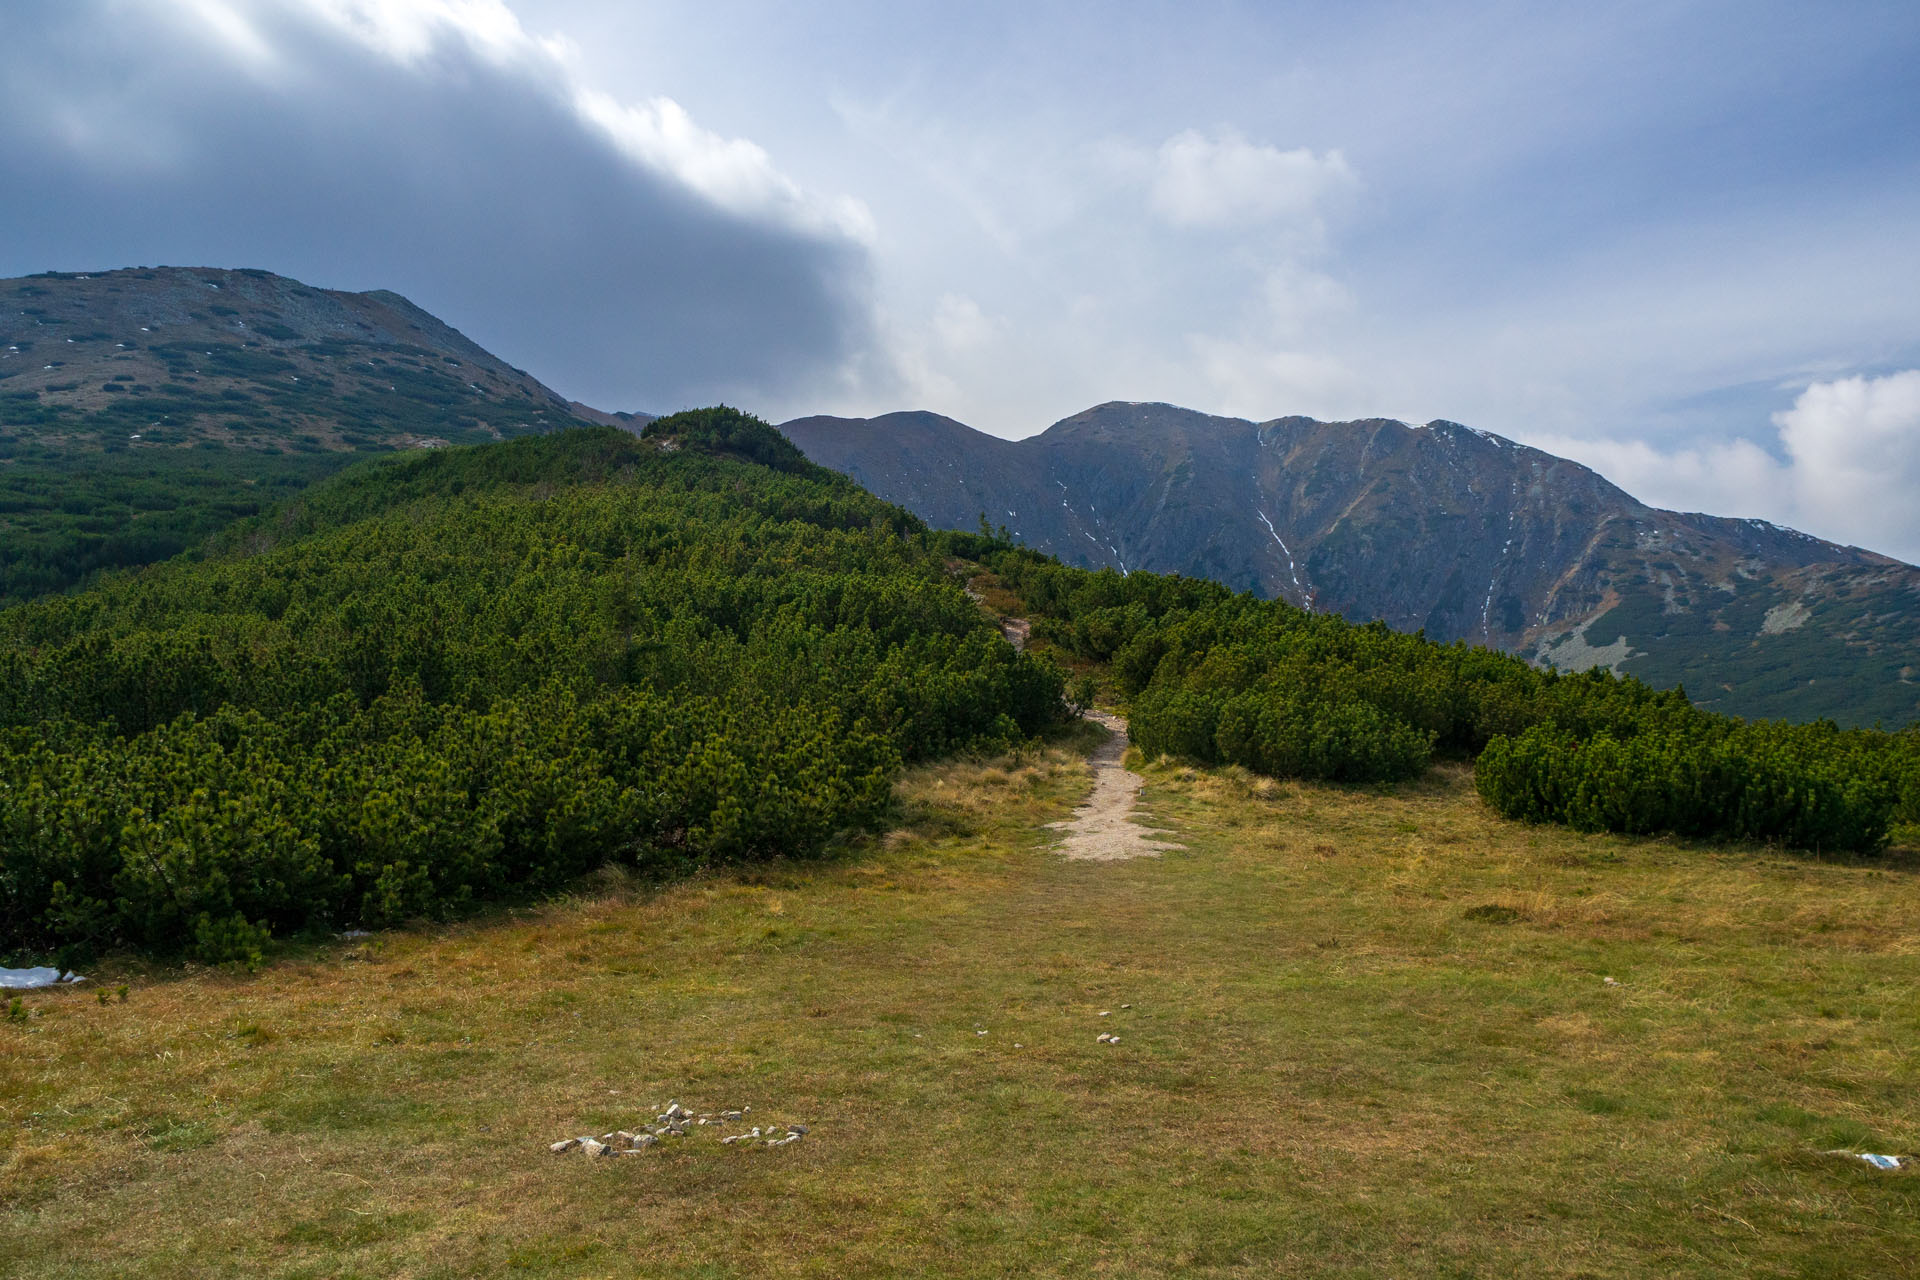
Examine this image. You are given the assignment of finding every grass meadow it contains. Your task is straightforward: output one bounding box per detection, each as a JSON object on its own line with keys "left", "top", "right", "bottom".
{"left": 3, "top": 722, "right": 1916, "bottom": 1278}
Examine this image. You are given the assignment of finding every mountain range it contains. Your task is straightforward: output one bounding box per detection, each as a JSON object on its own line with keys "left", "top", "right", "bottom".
{"left": 782, "top": 404, "right": 1920, "bottom": 726}
{"left": 2, "top": 266, "right": 1913, "bottom": 726}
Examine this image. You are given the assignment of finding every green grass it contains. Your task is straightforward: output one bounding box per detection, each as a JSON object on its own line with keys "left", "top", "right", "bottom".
{"left": 2, "top": 729, "right": 1915, "bottom": 1278}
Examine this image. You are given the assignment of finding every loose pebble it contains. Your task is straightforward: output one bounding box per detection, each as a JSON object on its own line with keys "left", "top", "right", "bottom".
{"left": 550, "top": 1103, "right": 807, "bottom": 1156}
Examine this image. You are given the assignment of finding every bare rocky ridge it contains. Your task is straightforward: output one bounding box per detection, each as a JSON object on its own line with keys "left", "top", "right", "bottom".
{"left": 783, "top": 403, "right": 1920, "bottom": 726}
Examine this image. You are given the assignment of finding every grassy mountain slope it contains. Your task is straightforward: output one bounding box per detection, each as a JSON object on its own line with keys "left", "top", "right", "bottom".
{"left": 0, "top": 267, "right": 644, "bottom": 604}
{"left": 5, "top": 741, "right": 1916, "bottom": 1278}
{"left": 783, "top": 403, "right": 1920, "bottom": 726}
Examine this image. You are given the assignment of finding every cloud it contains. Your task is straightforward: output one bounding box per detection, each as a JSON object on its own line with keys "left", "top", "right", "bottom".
{"left": 1773, "top": 370, "right": 1920, "bottom": 559}
{"left": 1148, "top": 131, "right": 1356, "bottom": 236}
{"left": 1532, "top": 370, "right": 1920, "bottom": 564}
{"left": 1526, "top": 433, "right": 1793, "bottom": 523}
{"left": 1187, "top": 336, "right": 1360, "bottom": 421}
{"left": 929, "top": 294, "right": 1002, "bottom": 353}
{"left": 0, "top": 0, "right": 881, "bottom": 413}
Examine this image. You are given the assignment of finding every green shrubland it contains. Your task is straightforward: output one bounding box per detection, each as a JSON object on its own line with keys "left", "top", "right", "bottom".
{"left": 985, "top": 553, "right": 1920, "bottom": 852}
{"left": 0, "top": 413, "right": 1065, "bottom": 964}
{"left": 5, "top": 413, "right": 1915, "bottom": 967}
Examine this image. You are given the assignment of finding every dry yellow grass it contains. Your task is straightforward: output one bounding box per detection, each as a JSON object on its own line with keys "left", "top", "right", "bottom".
{"left": 3, "top": 731, "right": 1917, "bottom": 1278}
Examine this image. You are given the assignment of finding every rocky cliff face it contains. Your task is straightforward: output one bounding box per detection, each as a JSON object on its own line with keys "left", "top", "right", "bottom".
{"left": 784, "top": 402, "right": 1920, "bottom": 726}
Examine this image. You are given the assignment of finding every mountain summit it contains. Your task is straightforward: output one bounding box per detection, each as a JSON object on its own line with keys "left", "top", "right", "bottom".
{"left": 782, "top": 402, "right": 1920, "bottom": 725}
{"left": 0, "top": 266, "right": 635, "bottom": 451}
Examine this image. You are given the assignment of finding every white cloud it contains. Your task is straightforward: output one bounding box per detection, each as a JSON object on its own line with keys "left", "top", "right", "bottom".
{"left": 1527, "top": 433, "right": 1792, "bottom": 522}
{"left": 1260, "top": 262, "right": 1354, "bottom": 339}
{"left": 575, "top": 89, "right": 875, "bottom": 242}
{"left": 1773, "top": 370, "right": 1920, "bottom": 558}
{"left": 245, "top": 0, "right": 871, "bottom": 242}
{"left": 930, "top": 294, "right": 1002, "bottom": 353}
{"left": 1188, "top": 336, "right": 1361, "bottom": 421}
{"left": 1149, "top": 130, "right": 1356, "bottom": 235}
{"left": 1532, "top": 370, "right": 1920, "bottom": 564}
{"left": 0, "top": 0, "right": 885, "bottom": 412}
{"left": 295, "top": 0, "right": 533, "bottom": 66}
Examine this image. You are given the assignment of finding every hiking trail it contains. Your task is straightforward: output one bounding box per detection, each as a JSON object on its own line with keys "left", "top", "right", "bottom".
{"left": 1048, "top": 711, "right": 1184, "bottom": 862}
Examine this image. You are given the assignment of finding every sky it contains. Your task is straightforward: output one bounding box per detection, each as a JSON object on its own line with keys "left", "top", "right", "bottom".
{"left": 3, "top": 1, "right": 1919, "bottom": 560}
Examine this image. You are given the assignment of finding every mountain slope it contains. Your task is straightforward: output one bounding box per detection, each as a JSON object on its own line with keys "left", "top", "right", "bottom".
{"left": 0, "top": 266, "right": 645, "bottom": 602}
{"left": 0, "top": 265, "right": 636, "bottom": 449}
{"left": 783, "top": 402, "right": 1920, "bottom": 726}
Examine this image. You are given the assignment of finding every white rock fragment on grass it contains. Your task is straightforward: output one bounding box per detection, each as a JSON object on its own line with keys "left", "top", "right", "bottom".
{"left": 1098, "top": 1011, "right": 1110, "bottom": 1017}
{"left": 1602, "top": 977, "right": 1619, "bottom": 986}
{"left": 1096, "top": 1033, "right": 1113, "bottom": 1043}
{"left": 554, "top": 1101, "right": 792, "bottom": 1157}
{"left": 1831, "top": 1151, "right": 1904, "bottom": 1170}
{"left": 1120, "top": 1004, "right": 1132, "bottom": 1010}
{"left": 976, "top": 1029, "right": 988, "bottom": 1036}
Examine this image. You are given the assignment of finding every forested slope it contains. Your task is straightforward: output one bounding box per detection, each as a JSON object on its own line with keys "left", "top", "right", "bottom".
{"left": 968, "top": 548, "right": 1920, "bottom": 855}
{"left": 0, "top": 412, "right": 1063, "bottom": 965}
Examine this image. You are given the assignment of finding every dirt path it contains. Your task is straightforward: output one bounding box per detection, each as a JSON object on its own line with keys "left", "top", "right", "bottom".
{"left": 1048, "top": 711, "right": 1184, "bottom": 861}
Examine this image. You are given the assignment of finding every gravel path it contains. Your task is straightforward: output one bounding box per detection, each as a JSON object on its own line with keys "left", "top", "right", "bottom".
{"left": 1048, "top": 711, "right": 1184, "bottom": 861}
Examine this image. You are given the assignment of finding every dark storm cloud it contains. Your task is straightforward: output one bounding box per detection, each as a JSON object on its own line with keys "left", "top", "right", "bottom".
{"left": 0, "top": 1, "right": 878, "bottom": 412}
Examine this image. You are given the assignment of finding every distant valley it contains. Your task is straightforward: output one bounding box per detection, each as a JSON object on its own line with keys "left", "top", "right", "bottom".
{"left": 783, "top": 404, "right": 1920, "bottom": 726}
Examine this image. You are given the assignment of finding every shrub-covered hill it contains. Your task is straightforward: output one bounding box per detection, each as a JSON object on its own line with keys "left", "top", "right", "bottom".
{"left": 5, "top": 406, "right": 1914, "bottom": 969}
{"left": 0, "top": 413, "right": 1065, "bottom": 966}
{"left": 967, "top": 548, "right": 1920, "bottom": 855}
{"left": 0, "top": 266, "right": 646, "bottom": 606}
